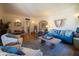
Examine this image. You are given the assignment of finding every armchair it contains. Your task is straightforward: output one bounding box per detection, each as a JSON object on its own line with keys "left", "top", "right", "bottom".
{"left": 1, "top": 33, "right": 23, "bottom": 48}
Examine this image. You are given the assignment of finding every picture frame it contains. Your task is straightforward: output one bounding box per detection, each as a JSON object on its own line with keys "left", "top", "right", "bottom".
{"left": 39, "top": 20, "right": 48, "bottom": 30}
{"left": 14, "top": 22, "right": 22, "bottom": 27}
{"left": 54, "top": 19, "right": 64, "bottom": 27}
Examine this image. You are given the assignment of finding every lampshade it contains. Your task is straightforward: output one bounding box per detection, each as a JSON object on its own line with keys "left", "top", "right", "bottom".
{"left": 15, "top": 19, "right": 21, "bottom": 22}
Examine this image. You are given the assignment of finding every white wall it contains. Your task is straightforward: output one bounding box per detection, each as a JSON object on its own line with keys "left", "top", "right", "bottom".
{"left": 46, "top": 6, "right": 77, "bottom": 31}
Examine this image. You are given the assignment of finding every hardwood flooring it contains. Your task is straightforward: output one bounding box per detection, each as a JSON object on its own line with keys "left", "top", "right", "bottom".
{"left": 22, "top": 39, "right": 79, "bottom": 56}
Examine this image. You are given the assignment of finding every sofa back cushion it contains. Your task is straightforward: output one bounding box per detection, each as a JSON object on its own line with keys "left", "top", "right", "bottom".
{"left": 65, "top": 30, "right": 73, "bottom": 37}
{"left": 60, "top": 30, "right": 65, "bottom": 35}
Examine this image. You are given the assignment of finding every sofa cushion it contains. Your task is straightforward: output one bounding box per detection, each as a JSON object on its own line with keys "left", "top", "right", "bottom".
{"left": 65, "top": 30, "right": 73, "bottom": 37}
{"left": 52, "top": 29, "right": 60, "bottom": 34}
{"left": 60, "top": 30, "right": 65, "bottom": 35}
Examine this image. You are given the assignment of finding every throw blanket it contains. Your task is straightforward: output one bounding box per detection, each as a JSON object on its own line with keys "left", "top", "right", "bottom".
{"left": 21, "top": 47, "right": 43, "bottom": 56}
{"left": 0, "top": 46, "right": 43, "bottom": 56}
{"left": 1, "top": 34, "right": 18, "bottom": 46}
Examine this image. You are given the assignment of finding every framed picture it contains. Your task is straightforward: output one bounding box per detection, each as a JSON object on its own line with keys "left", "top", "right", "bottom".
{"left": 54, "top": 19, "right": 64, "bottom": 27}
{"left": 39, "top": 20, "right": 48, "bottom": 30}
{"left": 14, "top": 22, "right": 22, "bottom": 27}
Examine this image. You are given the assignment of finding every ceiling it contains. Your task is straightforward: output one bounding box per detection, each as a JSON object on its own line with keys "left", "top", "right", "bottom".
{"left": 0, "top": 3, "right": 77, "bottom": 19}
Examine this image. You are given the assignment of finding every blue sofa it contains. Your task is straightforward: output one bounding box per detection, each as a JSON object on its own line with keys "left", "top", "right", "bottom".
{"left": 44, "top": 29, "right": 74, "bottom": 44}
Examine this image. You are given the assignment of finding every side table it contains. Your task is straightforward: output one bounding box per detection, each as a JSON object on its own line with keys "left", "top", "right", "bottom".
{"left": 73, "top": 37, "right": 79, "bottom": 50}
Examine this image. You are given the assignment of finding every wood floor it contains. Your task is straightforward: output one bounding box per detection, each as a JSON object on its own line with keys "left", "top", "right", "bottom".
{"left": 21, "top": 32, "right": 36, "bottom": 43}
{"left": 22, "top": 39, "right": 79, "bottom": 56}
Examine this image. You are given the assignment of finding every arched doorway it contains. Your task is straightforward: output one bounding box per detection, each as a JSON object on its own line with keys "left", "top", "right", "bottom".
{"left": 39, "top": 20, "right": 48, "bottom": 31}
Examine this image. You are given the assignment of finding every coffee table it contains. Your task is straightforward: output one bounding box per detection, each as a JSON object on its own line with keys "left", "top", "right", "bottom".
{"left": 39, "top": 36, "right": 61, "bottom": 48}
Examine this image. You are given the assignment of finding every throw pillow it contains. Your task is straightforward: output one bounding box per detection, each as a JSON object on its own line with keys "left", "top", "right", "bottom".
{"left": 65, "top": 30, "right": 73, "bottom": 37}
{"left": 60, "top": 30, "right": 65, "bottom": 35}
